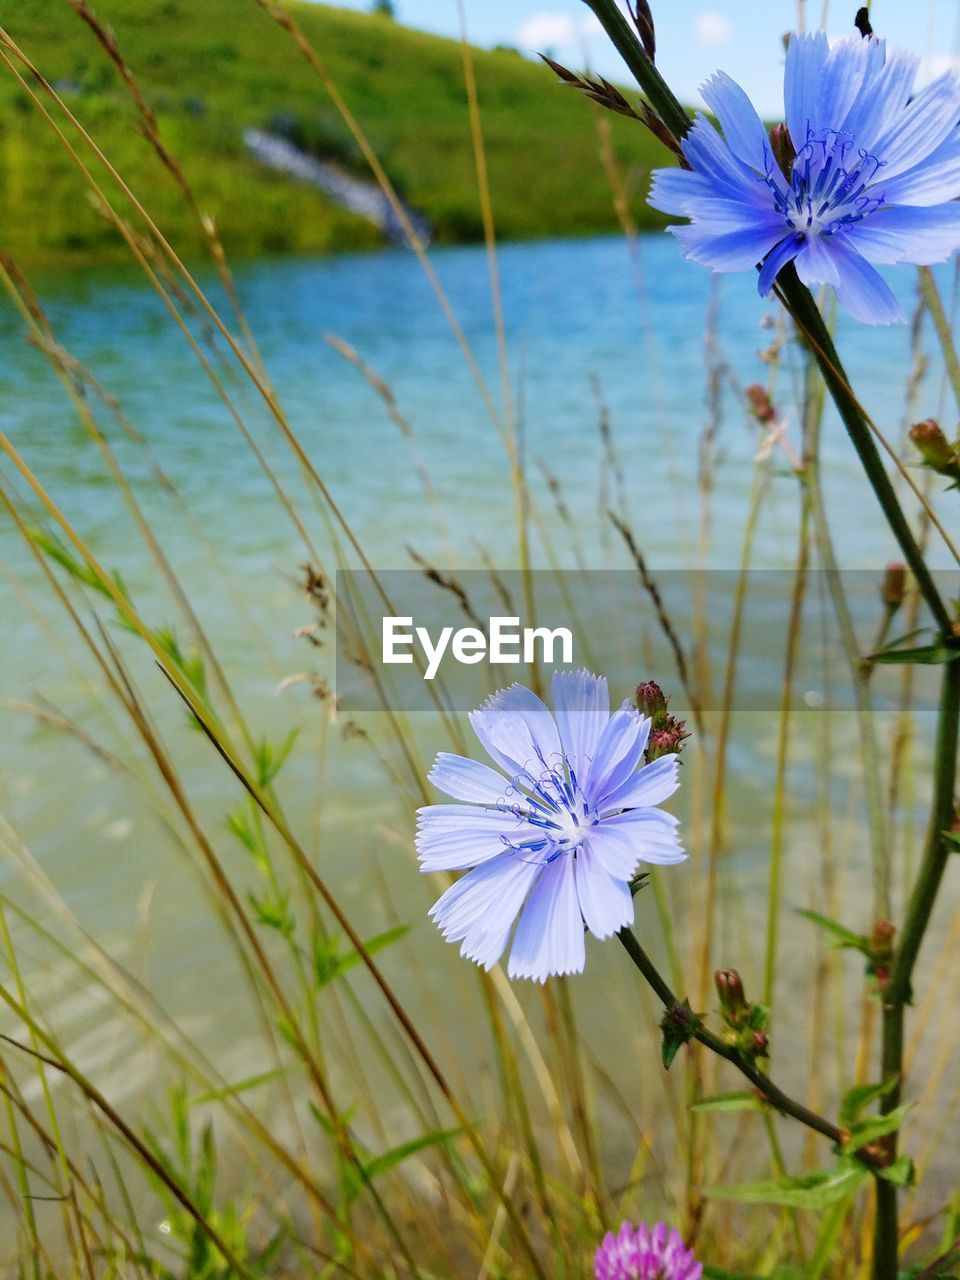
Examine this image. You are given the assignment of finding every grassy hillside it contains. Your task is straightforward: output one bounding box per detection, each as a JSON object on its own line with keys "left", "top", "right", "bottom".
{"left": 0, "top": 0, "right": 671, "bottom": 264}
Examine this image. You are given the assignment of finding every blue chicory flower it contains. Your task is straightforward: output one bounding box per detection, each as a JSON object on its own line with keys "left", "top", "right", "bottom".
{"left": 649, "top": 31, "right": 960, "bottom": 323}
{"left": 416, "top": 671, "right": 684, "bottom": 983}
{"left": 595, "top": 1221, "right": 702, "bottom": 1280}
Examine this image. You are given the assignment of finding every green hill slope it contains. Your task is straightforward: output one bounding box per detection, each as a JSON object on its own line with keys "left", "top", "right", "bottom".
{"left": 0, "top": 0, "right": 671, "bottom": 264}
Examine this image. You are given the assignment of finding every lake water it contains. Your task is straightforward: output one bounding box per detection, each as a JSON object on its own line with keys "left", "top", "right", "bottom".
{"left": 1, "top": 235, "right": 957, "bottom": 1203}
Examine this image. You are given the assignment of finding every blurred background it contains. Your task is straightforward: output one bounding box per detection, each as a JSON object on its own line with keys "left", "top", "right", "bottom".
{"left": 1, "top": 3, "right": 960, "bottom": 1274}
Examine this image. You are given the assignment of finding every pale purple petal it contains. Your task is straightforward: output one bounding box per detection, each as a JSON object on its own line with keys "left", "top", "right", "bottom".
{"left": 429, "top": 852, "right": 543, "bottom": 970}
{"left": 590, "top": 810, "right": 686, "bottom": 874}
{"left": 575, "top": 845, "right": 634, "bottom": 939}
{"left": 598, "top": 754, "right": 679, "bottom": 812}
{"left": 424, "top": 674, "right": 687, "bottom": 979}
{"left": 508, "top": 854, "right": 585, "bottom": 981}
{"left": 551, "top": 668, "right": 609, "bottom": 784}
{"left": 583, "top": 703, "right": 650, "bottom": 806}
{"left": 469, "top": 683, "right": 561, "bottom": 776}
{"left": 416, "top": 804, "right": 542, "bottom": 871}
{"left": 429, "top": 752, "right": 510, "bottom": 804}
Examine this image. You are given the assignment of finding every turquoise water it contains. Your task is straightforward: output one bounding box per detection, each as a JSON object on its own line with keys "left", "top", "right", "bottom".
{"left": 0, "top": 234, "right": 954, "bottom": 1122}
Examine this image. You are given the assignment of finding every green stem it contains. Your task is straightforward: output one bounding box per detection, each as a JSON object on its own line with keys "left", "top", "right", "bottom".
{"left": 874, "top": 660, "right": 960, "bottom": 1280}
{"left": 888, "top": 661, "right": 960, "bottom": 1006}
{"left": 804, "top": 379, "right": 891, "bottom": 921}
{"left": 917, "top": 266, "right": 960, "bottom": 417}
{"left": 577, "top": 0, "right": 950, "bottom": 633}
{"left": 775, "top": 269, "right": 951, "bottom": 634}
{"left": 575, "top": 10, "right": 959, "bottom": 1273}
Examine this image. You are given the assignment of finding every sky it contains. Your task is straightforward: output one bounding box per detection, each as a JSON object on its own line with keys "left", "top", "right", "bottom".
{"left": 316, "top": 0, "right": 960, "bottom": 117}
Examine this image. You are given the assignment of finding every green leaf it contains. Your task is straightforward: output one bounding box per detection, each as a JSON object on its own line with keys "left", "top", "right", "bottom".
{"left": 797, "top": 909, "right": 871, "bottom": 956}
{"left": 249, "top": 890, "right": 295, "bottom": 938}
{"left": 869, "top": 643, "right": 960, "bottom": 666}
{"left": 842, "top": 1103, "right": 912, "bottom": 1153}
{"left": 314, "top": 925, "right": 410, "bottom": 988}
{"left": 192, "top": 1068, "right": 287, "bottom": 1105}
{"left": 704, "top": 1163, "right": 869, "bottom": 1210}
{"left": 839, "top": 1077, "right": 899, "bottom": 1127}
{"left": 343, "top": 1126, "right": 463, "bottom": 1205}
{"left": 255, "top": 729, "right": 299, "bottom": 788}
{"left": 872, "top": 626, "right": 935, "bottom": 655}
{"left": 660, "top": 999, "right": 702, "bottom": 1070}
{"left": 691, "top": 1091, "right": 766, "bottom": 1114}
{"left": 875, "top": 1155, "right": 916, "bottom": 1188}
{"left": 29, "top": 527, "right": 128, "bottom": 601}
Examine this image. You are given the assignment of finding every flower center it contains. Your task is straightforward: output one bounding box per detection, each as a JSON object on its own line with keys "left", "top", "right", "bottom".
{"left": 765, "top": 127, "right": 886, "bottom": 238}
{"left": 499, "top": 753, "right": 597, "bottom": 863}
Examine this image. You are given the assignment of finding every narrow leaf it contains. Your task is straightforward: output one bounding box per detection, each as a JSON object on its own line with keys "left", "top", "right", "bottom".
{"left": 705, "top": 1164, "right": 868, "bottom": 1209}
{"left": 691, "top": 1091, "right": 766, "bottom": 1114}
{"left": 798, "top": 909, "right": 871, "bottom": 955}
{"left": 842, "top": 1103, "right": 912, "bottom": 1153}
{"left": 839, "top": 1077, "right": 900, "bottom": 1126}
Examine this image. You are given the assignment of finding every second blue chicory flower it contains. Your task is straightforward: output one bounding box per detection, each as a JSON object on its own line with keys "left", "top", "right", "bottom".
{"left": 416, "top": 671, "right": 684, "bottom": 983}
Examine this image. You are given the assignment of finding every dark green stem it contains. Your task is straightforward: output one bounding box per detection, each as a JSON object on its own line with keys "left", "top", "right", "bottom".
{"left": 617, "top": 930, "right": 850, "bottom": 1151}
{"left": 774, "top": 271, "right": 951, "bottom": 634}
{"left": 578, "top": 8, "right": 958, "bottom": 1272}
{"left": 874, "top": 661, "right": 960, "bottom": 1280}
{"left": 578, "top": 0, "right": 950, "bottom": 633}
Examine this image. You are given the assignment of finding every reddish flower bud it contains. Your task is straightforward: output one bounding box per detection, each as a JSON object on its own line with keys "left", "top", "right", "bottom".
{"left": 769, "top": 122, "right": 796, "bottom": 178}
{"left": 870, "top": 919, "right": 896, "bottom": 953}
{"left": 648, "top": 724, "right": 688, "bottom": 759}
{"left": 910, "top": 419, "right": 960, "bottom": 481}
{"left": 635, "top": 681, "right": 668, "bottom": 721}
{"left": 746, "top": 383, "right": 778, "bottom": 425}
{"left": 715, "top": 968, "right": 748, "bottom": 1023}
{"left": 637, "top": 681, "right": 689, "bottom": 760}
{"left": 880, "top": 563, "right": 907, "bottom": 610}
{"left": 749, "top": 1031, "right": 770, "bottom": 1057}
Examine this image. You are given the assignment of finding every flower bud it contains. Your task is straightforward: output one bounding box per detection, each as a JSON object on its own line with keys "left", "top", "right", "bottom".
{"left": 909, "top": 419, "right": 960, "bottom": 482}
{"left": 748, "top": 1030, "right": 769, "bottom": 1057}
{"left": 880, "top": 563, "right": 907, "bottom": 611}
{"left": 636, "top": 681, "right": 690, "bottom": 761}
{"left": 870, "top": 919, "right": 896, "bottom": 954}
{"left": 715, "top": 969, "right": 748, "bottom": 1024}
{"left": 769, "top": 122, "right": 795, "bottom": 178}
{"left": 868, "top": 919, "right": 896, "bottom": 993}
{"left": 746, "top": 383, "right": 777, "bottom": 425}
{"left": 648, "top": 724, "right": 689, "bottom": 760}
{"left": 635, "top": 681, "right": 667, "bottom": 721}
